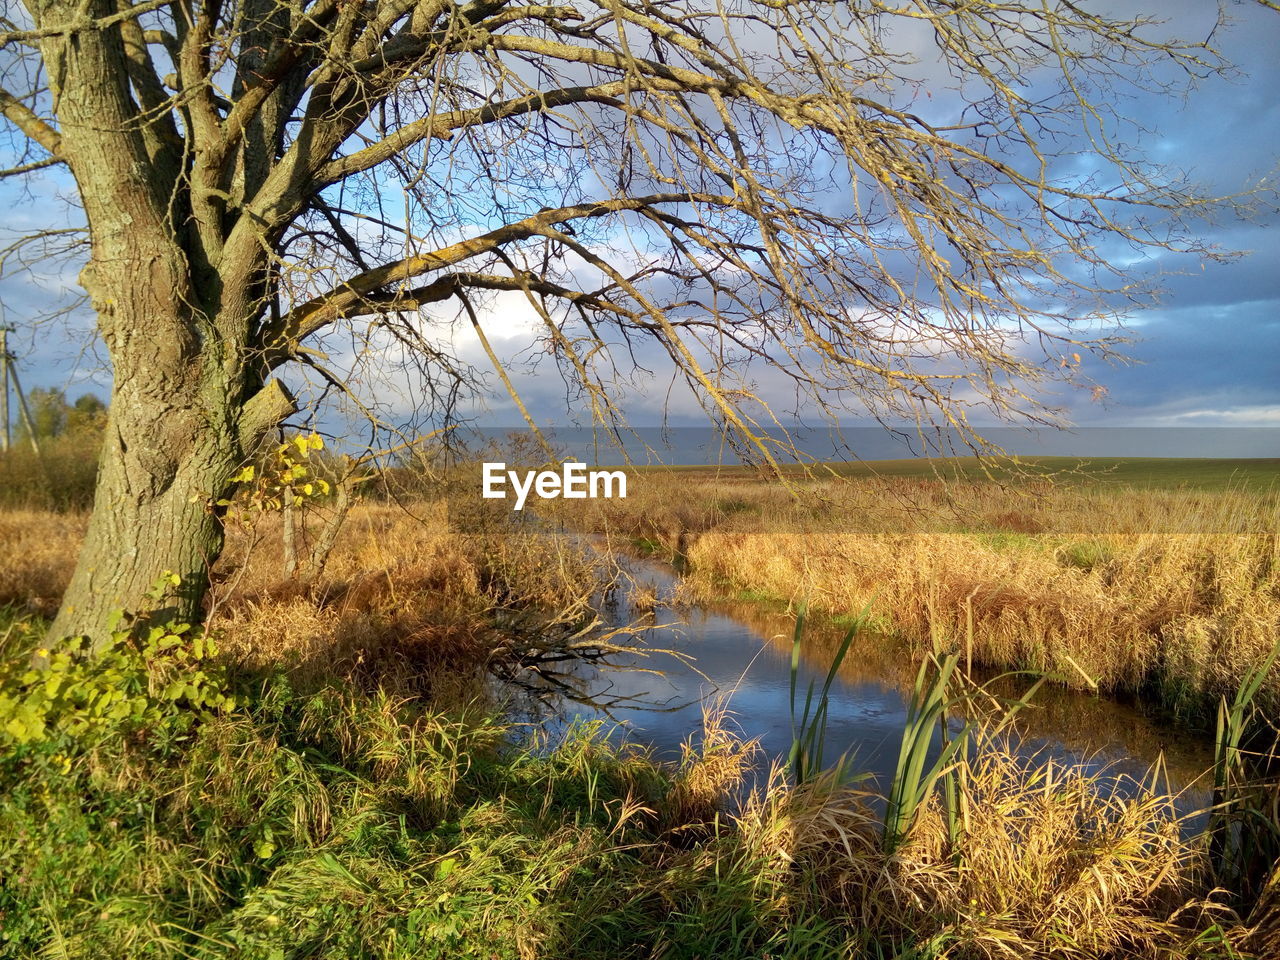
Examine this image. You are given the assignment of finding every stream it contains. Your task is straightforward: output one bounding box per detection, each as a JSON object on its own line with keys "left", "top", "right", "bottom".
{"left": 533, "top": 549, "right": 1215, "bottom": 807}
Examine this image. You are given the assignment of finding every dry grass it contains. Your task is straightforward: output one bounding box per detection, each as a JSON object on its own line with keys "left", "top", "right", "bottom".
{"left": 659, "top": 703, "right": 760, "bottom": 831}
{"left": 683, "top": 530, "right": 1278, "bottom": 712}
{"left": 5, "top": 491, "right": 1280, "bottom": 954}
{"left": 0, "top": 508, "right": 87, "bottom": 616}
{"left": 579, "top": 474, "right": 1280, "bottom": 718}
{"left": 1244, "top": 871, "right": 1280, "bottom": 958}
{"left": 0, "top": 499, "right": 613, "bottom": 699}
{"left": 733, "top": 741, "right": 1217, "bottom": 959}
{"left": 209, "top": 502, "right": 494, "bottom": 691}
{"left": 0, "top": 435, "right": 102, "bottom": 512}
{"left": 9, "top": 468, "right": 1276, "bottom": 718}
{"left": 209, "top": 501, "right": 619, "bottom": 697}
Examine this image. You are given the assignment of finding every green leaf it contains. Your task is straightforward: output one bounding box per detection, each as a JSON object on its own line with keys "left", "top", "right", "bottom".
{"left": 435, "top": 857, "right": 459, "bottom": 881}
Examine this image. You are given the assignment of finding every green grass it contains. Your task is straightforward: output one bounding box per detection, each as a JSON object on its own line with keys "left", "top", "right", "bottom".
{"left": 633, "top": 456, "right": 1279, "bottom": 491}
{"left": 967, "top": 531, "right": 1042, "bottom": 554}
{"left": 734, "top": 586, "right": 784, "bottom": 605}
{"left": 0, "top": 673, "right": 837, "bottom": 959}
{"left": 1054, "top": 540, "right": 1116, "bottom": 571}
{"left": 4, "top": 603, "right": 1278, "bottom": 958}
{"left": 0, "top": 604, "right": 41, "bottom": 636}
{"left": 628, "top": 536, "right": 665, "bottom": 556}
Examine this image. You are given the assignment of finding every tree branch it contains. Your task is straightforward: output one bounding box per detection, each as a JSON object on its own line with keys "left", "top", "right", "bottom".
{"left": 262, "top": 191, "right": 730, "bottom": 362}
{"left": 314, "top": 82, "right": 629, "bottom": 185}
{"left": 0, "top": 86, "right": 61, "bottom": 156}
{"left": 0, "top": 155, "right": 66, "bottom": 178}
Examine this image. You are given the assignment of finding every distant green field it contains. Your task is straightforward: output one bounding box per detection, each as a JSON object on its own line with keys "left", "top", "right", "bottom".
{"left": 636, "top": 457, "right": 1279, "bottom": 491}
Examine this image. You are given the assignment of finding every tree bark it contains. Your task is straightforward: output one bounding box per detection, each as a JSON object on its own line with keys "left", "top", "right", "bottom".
{"left": 282, "top": 488, "right": 299, "bottom": 578}
{"left": 308, "top": 474, "right": 355, "bottom": 583}
{"left": 48, "top": 356, "right": 296, "bottom": 643}
{"left": 30, "top": 0, "right": 303, "bottom": 644}
{"left": 47, "top": 244, "right": 240, "bottom": 640}
{"left": 50, "top": 418, "right": 236, "bottom": 640}
{"left": 43, "top": 236, "right": 296, "bottom": 643}
{"left": 43, "top": 248, "right": 246, "bottom": 642}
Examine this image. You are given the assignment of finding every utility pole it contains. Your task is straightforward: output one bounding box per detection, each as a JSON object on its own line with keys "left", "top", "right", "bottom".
{"left": 0, "top": 324, "right": 8, "bottom": 452}
{"left": 0, "top": 314, "right": 41, "bottom": 456}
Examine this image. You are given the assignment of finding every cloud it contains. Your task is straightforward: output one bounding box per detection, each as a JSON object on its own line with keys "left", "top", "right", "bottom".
{"left": 1169, "top": 405, "right": 1280, "bottom": 425}
{"left": 0, "top": 2, "right": 1276, "bottom": 441}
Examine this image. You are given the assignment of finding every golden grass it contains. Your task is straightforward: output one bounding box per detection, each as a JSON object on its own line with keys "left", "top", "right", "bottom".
{"left": 209, "top": 501, "right": 618, "bottom": 698}
{"left": 516, "top": 700, "right": 1225, "bottom": 958}
{"left": 1244, "top": 872, "right": 1280, "bottom": 958}
{"left": 580, "top": 474, "right": 1280, "bottom": 716}
{"left": 0, "top": 499, "right": 611, "bottom": 699}
{"left": 733, "top": 741, "right": 1222, "bottom": 959}
{"left": 4, "top": 493, "right": 1280, "bottom": 953}
{"left": 8, "top": 468, "right": 1276, "bottom": 717}
{"left": 594, "top": 702, "right": 1262, "bottom": 958}
{"left": 0, "top": 508, "right": 87, "bottom": 616}
{"left": 210, "top": 502, "right": 492, "bottom": 688}
{"left": 685, "top": 531, "right": 1276, "bottom": 707}
{"left": 659, "top": 703, "right": 760, "bottom": 831}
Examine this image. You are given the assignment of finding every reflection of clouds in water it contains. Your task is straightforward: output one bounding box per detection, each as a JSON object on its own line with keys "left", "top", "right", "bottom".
{"left": 546, "top": 552, "right": 1214, "bottom": 805}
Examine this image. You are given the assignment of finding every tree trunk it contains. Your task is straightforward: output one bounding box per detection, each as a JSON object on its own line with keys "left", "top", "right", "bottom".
{"left": 30, "top": 0, "right": 300, "bottom": 645}
{"left": 308, "top": 475, "right": 355, "bottom": 583}
{"left": 33, "top": 0, "right": 225, "bottom": 642}
{"left": 49, "top": 364, "right": 296, "bottom": 643}
{"left": 47, "top": 246, "right": 240, "bottom": 639}
{"left": 44, "top": 245, "right": 299, "bottom": 643}
{"left": 50, "top": 414, "right": 237, "bottom": 641}
{"left": 45, "top": 244, "right": 244, "bottom": 641}
{"left": 282, "top": 488, "right": 299, "bottom": 578}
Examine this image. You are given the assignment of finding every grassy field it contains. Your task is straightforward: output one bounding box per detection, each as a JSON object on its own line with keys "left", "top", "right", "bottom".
{"left": 3, "top": 464, "right": 1280, "bottom": 956}
{"left": 569, "top": 463, "right": 1280, "bottom": 722}
{"left": 636, "top": 456, "right": 1280, "bottom": 491}
{"left": 9, "top": 633, "right": 1259, "bottom": 959}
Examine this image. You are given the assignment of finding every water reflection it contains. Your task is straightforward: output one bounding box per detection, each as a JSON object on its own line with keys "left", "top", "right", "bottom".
{"left": 534, "top": 552, "right": 1214, "bottom": 803}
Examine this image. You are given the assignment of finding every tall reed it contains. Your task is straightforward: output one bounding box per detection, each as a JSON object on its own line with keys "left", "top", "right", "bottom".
{"left": 1210, "top": 633, "right": 1280, "bottom": 900}
{"left": 603, "top": 470, "right": 1280, "bottom": 722}
{"left": 884, "top": 649, "right": 970, "bottom": 853}
{"left": 787, "top": 603, "right": 861, "bottom": 785}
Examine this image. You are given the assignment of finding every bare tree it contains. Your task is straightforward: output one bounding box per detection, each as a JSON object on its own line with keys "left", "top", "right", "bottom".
{"left": 0, "top": 0, "right": 1266, "bottom": 642}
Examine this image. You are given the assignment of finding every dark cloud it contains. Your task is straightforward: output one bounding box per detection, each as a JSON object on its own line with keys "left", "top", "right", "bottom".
{"left": 1082, "top": 298, "right": 1280, "bottom": 419}
{"left": 1, "top": 2, "right": 1276, "bottom": 438}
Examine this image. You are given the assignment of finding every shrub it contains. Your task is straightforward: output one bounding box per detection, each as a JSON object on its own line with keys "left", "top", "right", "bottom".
{"left": 0, "top": 585, "right": 235, "bottom": 750}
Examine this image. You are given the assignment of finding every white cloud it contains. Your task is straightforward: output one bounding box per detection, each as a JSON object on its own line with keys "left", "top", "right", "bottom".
{"left": 1169, "top": 406, "right": 1280, "bottom": 426}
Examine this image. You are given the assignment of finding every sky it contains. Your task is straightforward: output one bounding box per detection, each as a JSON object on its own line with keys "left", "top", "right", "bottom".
{"left": 0, "top": 1, "right": 1276, "bottom": 459}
